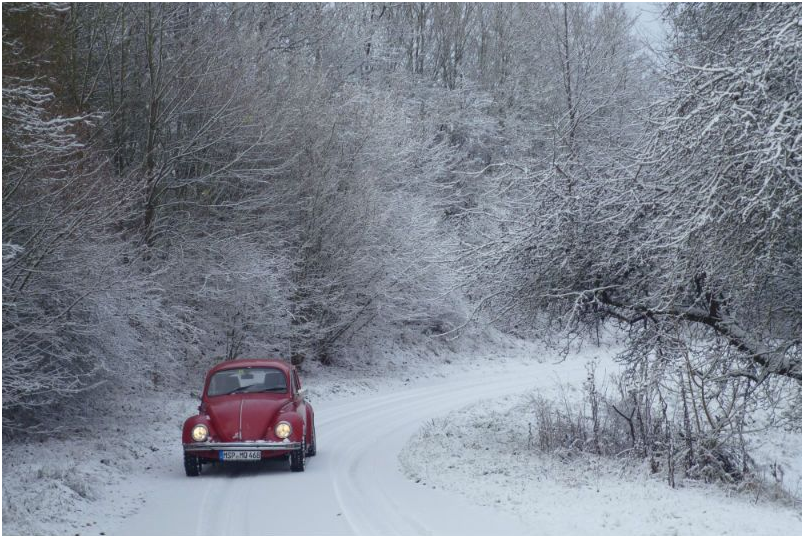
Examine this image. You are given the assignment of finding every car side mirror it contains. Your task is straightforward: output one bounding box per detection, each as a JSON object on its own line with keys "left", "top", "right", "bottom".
{"left": 298, "top": 387, "right": 307, "bottom": 398}
{"left": 190, "top": 391, "right": 201, "bottom": 400}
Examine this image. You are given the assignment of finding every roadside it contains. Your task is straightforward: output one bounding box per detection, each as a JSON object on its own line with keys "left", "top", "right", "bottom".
{"left": 400, "top": 384, "right": 802, "bottom": 535}
{"left": 2, "top": 392, "right": 190, "bottom": 535}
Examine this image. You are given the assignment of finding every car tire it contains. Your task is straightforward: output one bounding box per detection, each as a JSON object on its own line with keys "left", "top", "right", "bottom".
{"left": 290, "top": 437, "right": 306, "bottom": 472}
{"left": 184, "top": 454, "right": 201, "bottom": 477}
{"left": 306, "top": 426, "right": 317, "bottom": 457}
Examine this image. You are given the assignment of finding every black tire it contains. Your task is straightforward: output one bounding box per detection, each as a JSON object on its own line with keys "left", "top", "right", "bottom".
{"left": 184, "top": 453, "right": 201, "bottom": 477}
{"left": 290, "top": 438, "right": 306, "bottom": 472}
{"left": 306, "top": 425, "right": 317, "bottom": 457}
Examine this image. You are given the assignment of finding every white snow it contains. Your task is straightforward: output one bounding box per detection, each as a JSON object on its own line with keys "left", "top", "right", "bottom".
{"left": 2, "top": 331, "right": 800, "bottom": 535}
{"left": 2, "top": 392, "right": 195, "bottom": 535}
{"left": 400, "top": 389, "right": 802, "bottom": 536}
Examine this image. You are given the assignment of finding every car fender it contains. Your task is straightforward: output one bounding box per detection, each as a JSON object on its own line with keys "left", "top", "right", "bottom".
{"left": 305, "top": 404, "right": 315, "bottom": 433}
{"left": 182, "top": 415, "right": 218, "bottom": 444}
{"left": 271, "top": 410, "right": 306, "bottom": 442}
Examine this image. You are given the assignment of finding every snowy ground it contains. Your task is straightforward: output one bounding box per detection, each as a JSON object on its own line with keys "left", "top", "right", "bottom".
{"left": 2, "top": 330, "right": 801, "bottom": 535}
{"left": 1, "top": 328, "right": 544, "bottom": 535}
{"left": 400, "top": 390, "right": 802, "bottom": 535}
{"left": 1, "top": 392, "right": 193, "bottom": 536}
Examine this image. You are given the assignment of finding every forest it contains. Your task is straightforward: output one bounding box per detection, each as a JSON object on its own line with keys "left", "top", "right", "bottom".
{"left": 2, "top": 2, "right": 801, "bottom": 485}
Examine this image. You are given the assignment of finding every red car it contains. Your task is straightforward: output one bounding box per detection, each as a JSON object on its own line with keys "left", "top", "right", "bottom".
{"left": 182, "top": 359, "right": 316, "bottom": 476}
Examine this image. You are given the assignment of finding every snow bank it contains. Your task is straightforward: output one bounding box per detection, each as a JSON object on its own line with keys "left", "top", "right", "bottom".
{"left": 400, "top": 387, "right": 802, "bottom": 535}
{"left": 2, "top": 392, "right": 197, "bottom": 535}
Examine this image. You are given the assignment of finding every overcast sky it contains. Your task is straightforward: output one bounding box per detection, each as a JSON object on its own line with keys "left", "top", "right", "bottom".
{"left": 625, "top": 1, "right": 669, "bottom": 49}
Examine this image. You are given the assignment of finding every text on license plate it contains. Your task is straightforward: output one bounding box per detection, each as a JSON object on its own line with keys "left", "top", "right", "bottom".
{"left": 220, "top": 450, "right": 261, "bottom": 461}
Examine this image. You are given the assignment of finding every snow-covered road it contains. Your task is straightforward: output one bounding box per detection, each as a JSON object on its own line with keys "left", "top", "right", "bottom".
{"left": 113, "top": 361, "right": 546, "bottom": 535}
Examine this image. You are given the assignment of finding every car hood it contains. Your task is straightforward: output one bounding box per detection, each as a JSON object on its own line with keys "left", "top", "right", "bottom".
{"left": 206, "top": 395, "right": 290, "bottom": 442}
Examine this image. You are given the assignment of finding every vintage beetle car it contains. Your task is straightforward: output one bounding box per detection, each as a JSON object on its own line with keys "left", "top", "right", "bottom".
{"left": 182, "top": 359, "right": 316, "bottom": 476}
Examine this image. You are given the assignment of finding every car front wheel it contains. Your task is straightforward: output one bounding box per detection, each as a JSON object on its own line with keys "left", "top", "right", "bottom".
{"left": 184, "top": 453, "right": 201, "bottom": 477}
{"left": 290, "top": 438, "right": 306, "bottom": 472}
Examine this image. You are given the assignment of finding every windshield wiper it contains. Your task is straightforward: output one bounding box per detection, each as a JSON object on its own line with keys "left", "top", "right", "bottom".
{"left": 224, "top": 386, "right": 252, "bottom": 395}
{"left": 221, "top": 385, "right": 287, "bottom": 395}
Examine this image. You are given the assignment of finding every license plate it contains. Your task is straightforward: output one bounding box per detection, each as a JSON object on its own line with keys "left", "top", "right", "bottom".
{"left": 220, "top": 450, "right": 261, "bottom": 461}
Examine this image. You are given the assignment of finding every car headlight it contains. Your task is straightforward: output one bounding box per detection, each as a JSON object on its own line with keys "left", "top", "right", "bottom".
{"left": 275, "top": 421, "right": 292, "bottom": 439}
{"left": 191, "top": 424, "right": 209, "bottom": 442}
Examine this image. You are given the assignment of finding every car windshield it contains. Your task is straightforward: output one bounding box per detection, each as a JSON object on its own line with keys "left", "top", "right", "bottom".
{"left": 207, "top": 367, "right": 288, "bottom": 397}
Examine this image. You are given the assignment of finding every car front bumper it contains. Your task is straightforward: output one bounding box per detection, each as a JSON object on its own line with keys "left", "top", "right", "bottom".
{"left": 184, "top": 441, "right": 301, "bottom": 452}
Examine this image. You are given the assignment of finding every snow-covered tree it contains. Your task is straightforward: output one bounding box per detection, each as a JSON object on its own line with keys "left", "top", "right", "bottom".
{"left": 599, "top": 2, "right": 802, "bottom": 382}
{"left": 3, "top": 2, "right": 798, "bottom": 446}
{"left": 2, "top": 3, "right": 137, "bottom": 430}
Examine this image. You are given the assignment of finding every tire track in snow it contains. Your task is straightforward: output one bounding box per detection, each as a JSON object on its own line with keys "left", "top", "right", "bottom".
{"left": 321, "top": 373, "right": 502, "bottom": 534}
{"left": 113, "top": 361, "right": 543, "bottom": 535}
{"left": 193, "top": 478, "right": 216, "bottom": 535}
{"left": 320, "top": 367, "right": 540, "bottom": 535}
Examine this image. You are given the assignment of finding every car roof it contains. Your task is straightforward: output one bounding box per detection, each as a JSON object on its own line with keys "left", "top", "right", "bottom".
{"left": 208, "top": 358, "right": 291, "bottom": 375}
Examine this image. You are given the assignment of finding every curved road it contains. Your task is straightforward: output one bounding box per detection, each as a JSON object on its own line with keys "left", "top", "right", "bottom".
{"left": 114, "top": 362, "right": 544, "bottom": 535}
